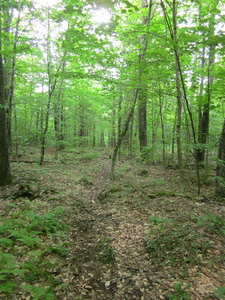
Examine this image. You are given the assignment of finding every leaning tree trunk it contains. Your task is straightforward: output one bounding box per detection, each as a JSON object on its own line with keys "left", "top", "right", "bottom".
{"left": 0, "top": 17, "right": 12, "bottom": 186}
{"left": 111, "top": 1, "right": 153, "bottom": 176}
{"left": 111, "top": 89, "right": 139, "bottom": 177}
{"left": 215, "top": 118, "right": 225, "bottom": 198}
{"left": 161, "top": 0, "right": 201, "bottom": 193}
{"left": 161, "top": 0, "right": 184, "bottom": 179}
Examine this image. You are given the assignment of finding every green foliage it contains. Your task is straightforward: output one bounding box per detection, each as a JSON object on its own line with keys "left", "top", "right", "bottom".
{"left": 215, "top": 286, "right": 225, "bottom": 299}
{"left": 139, "top": 147, "right": 153, "bottom": 162}
{"left": 215, "top": 176, "right": 225, "bottom": 191}
{"left": 97, "top": 237, "right": 115, "bottom": 264}
{"left": 150, "top": 216, "right": 173, "bottom": 226}
{"left": 72, "top": 198, "right": 85, "bottom": 207}
{"left": 79, "top": 151, "right": 101, "bottom": 161}
{"left": 23, "top": 258, "right": 58, "bottom": 283}
{"left": 25, "top": 210, "right": 67, "bottom": 234}
{"left": 22, "top": 285, "right": 55, "bottom": 300}
{"left": 0, "top": 251, "right": 25, "bottom": 295}
{"left": 148, "top": 212, "right": 225, "bottom": 270}
{"left": 147, "top": 217, "right": 209, "bottom": 266}
{"left": 0, "top": 279, "right": 17, "bottom": 295}
{"left": 9, "top": 228, "right": 41, "bottom": 247}
{"left": 192, "top": 213, "right": 225, "bottom": 235}
{"left": 148, "top": 178, "right": 167, "bottom": 187}
{"left": 0, "top": 237, "right": 14, "bottom": 247}
{"left": 0, "top": 205, "right": 68, "bottom": 298}
{"left": 168, "top": 282, "right": 190, "bottom": 300}
{"left": 44, "top": 243, "right": 69, "bottom": 257}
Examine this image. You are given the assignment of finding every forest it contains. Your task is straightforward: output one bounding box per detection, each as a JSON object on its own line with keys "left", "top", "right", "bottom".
{"left": 0, "top": 0, "right": 225, "bottom": 299}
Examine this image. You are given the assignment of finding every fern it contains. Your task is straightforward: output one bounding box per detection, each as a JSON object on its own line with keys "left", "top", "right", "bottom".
{"left": 9, "top": 229, "right": 41, "bottom": 247}
{"left": 0, "top": 238, "right": 14, "bottom": 247}
{"left": 25, "top": 210, "right": 66, "bottom": 234}
{"left": 22, "top": 285, "right": 55, "bottom": 300}
{"left": 0, "top": 280, "right": 17, "bottom": 294}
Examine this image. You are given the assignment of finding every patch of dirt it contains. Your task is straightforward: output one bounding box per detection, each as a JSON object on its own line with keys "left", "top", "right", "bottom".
{"left": 0, "top": 149, "right": 225, "bottom": 299}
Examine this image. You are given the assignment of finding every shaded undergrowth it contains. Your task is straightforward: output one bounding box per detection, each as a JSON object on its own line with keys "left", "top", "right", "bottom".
{"left": 0, "top": 149, "right": 224, "bottom": 299}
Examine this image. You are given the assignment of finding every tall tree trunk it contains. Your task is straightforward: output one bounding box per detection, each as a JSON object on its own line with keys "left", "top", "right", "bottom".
{"left": 138, "top": 90, "right": 147, "bottom": 150}
{"left": 197, "top": 45, "right": 206, "bottom": 165}
{"left": 0, "top": 14, "right": 12, "bottom": 186}
{"left": 111, "top": 104, "right": 116, "bottom": 148}
{"left": 79, "top": 105, "right": 85, "bottom": 148}
{"left": 172, "top": 0, "right": 184, "bottom": 180}
{"left": 161, "top": 0, "right": 183, "bottom": 175}
{"left": 39, "top": 9, "right": 59, "bottom": 164}
{"left": 4, "top": 0, "right": 21, "bottom": 149}
{"left": 159, "top": 99, "right": 165, "bottom": 164}
{"left": 54, "top": 58, "right": 66, "bottom": 159}
{"left": 215, "top": 118, "right": 225, "bottom": 198}
{"left": 197, "top": 2, "right": 216, "bottom": 167}
{"left": 138, "top": 0, "right": 153, "bottom": 152}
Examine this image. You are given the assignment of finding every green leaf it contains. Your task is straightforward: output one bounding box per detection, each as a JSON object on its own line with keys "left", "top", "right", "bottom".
{"left": 215, "top": 286, "right": 225, "bottom": 299}
{"left": 0, "top": 280, "right": 16, "bottom": 294}
{"left": 0, "top": 238, "right": 14, "bottom": 247}
{"left": 22, "top": 285, "right": 55, "bottom": 300}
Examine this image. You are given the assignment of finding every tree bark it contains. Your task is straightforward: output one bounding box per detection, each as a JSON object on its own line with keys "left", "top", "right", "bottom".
{"left": 39, "top": 10, "right": 58, "bottom": 165}
{"left": 161, "top": 0, "right": 200, "bottom": 191}
{"left": 138, "top": 0, "right": 153, "bottom": 152}
{"left": 197, "top": 2, "right": 216, "bottom": 167}
{"left": 138, "top": 90, "right": 147, "bottom": 151}
{"left": 215, "top": 118, "right": 225, "bottom": 198}
{"left": 111, "top": 89, "right": 139, "bottom": 177}
{"left": 4, "top": 0, "right": 21, "bottom": 149}
{"left": 0, "top": 16, "right": 12, "bottom": 186}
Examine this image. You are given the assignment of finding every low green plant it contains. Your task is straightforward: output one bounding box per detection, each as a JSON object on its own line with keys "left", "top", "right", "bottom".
{"left": 78, "top": 176, "right": 93, "bottom": 187}
{"left": 0, "top": 251, "right": 25, "bottom": 295}
{"left": 147, "top": 218, "right": 209, "bottom": 266}
{"left": 215, "top": 286, "right": 225, "bottom": 299}
{"left": 149, "top": 178, "right": 166, "bottom": 186}
{"left": 22, "top": 285, "right": 55, "bottom": 300}
{"left": 168, "top": 282, "right": 190, "bottom": 299}
{"left": 97, "top": 237, "right": 115, "bottom": 264}
{"left": 43, "top": 243, "right": 69, "bottom": 257}
{"left": 26, "top": 209, "right": 67, "bottom": 234}
{"left": 0, "top": 207, "right": 68, "bottom": 298}
{"left": 79, "top": 151, "right": 101, "bottom": 162}
{"left": 23, "top": 258, "right": 58, "bottom": 284}
{"left": 9, "top": 228, "right": 41, "bottom": 247}
{"left": 139, "top": 147, "right": 153, "bottom": 162}
{"left": 150, "top": 216, "right": 173, "bottom": 226}
{"left": 192, "top": 213, "right": 225, "bottom": 235}
{"left": 72, "top": 198, "right": 85, "bottom": 207}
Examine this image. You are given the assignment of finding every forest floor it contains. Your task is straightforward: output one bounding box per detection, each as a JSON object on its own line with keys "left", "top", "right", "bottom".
{"left": 0, "top": 148, "right": 225, "bottom": 300}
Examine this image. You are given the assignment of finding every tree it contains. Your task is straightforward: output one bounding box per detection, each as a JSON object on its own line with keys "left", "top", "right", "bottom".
{"left": 138, "top": 0, "right": 152, "bottom": 152}
{"left": 215, "top": 118, "right": 225, "bottom": 198}
{"left": 196, "top": 0, "right": 217, "bottom": 167}
{"left": 161, "top": 0, "right": 184, "bottom": 178}
{"left": 3, "top": 0, "right": 23, "bottom": 149}
{"left": 0, "top": 11, "right": 12, "bottom": 186}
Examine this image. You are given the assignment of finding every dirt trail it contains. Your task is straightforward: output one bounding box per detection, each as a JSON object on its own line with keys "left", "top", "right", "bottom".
{"left": 63, "top": 155, "right": 225, "bottom": 300}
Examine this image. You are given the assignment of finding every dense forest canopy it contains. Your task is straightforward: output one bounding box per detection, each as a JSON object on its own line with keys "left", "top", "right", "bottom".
{"left": 1, "top": 0, "right": 225, "bottom": 190}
